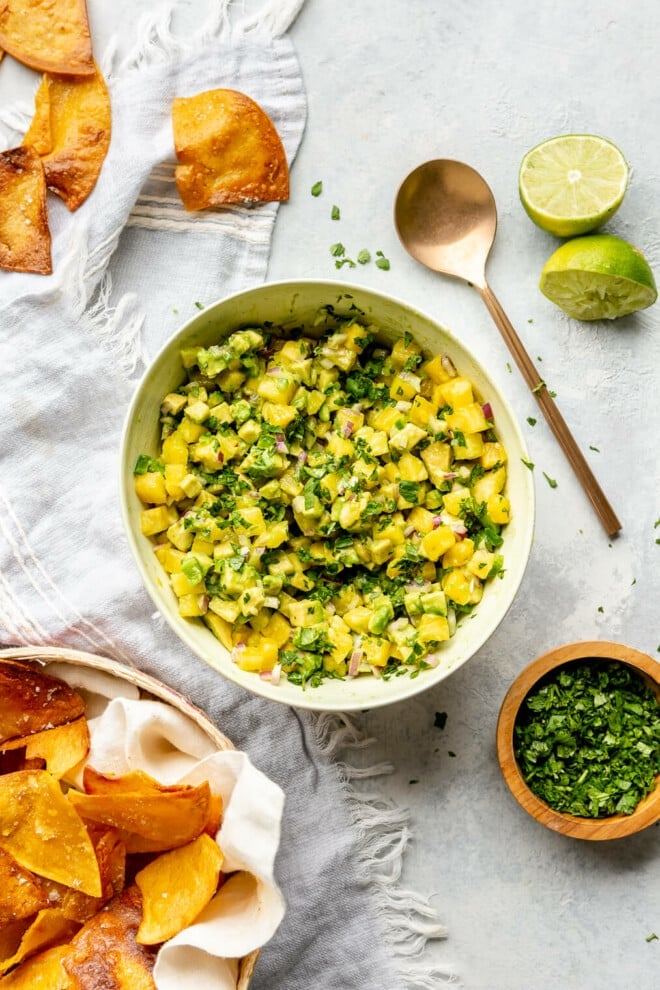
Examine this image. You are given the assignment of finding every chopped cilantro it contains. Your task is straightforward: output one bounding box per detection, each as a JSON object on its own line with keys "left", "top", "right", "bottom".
{"left": 133, "top": 454, "right": 164, "bottom": 475}
{"left": 521, "top": 458, "right": 535, "bottom": 471}
{"left": 375, "top": 251, "right": 390, "bottom": 271}
{"left": 330, "top": 243, "right": 345, "bottom": 257}
{"left": 194, "top": 301, "right": 204, "bottom": 310}
{"left": 589, "top": 445, "right": 600, "bottom": 452}
{"left": 331, "top": 205, "right": 340, "bottom": 220}
{"left": 543, "top": 472, "right": 558, "bottom": 489}
{"left": 311, "top": 180, "right": 323, "bottom": 197}
{"left": 357, "top": 249, "right": 371, "bottom": 265}
{"left": 526, "top": 417, "right": 537, "bottom": 427}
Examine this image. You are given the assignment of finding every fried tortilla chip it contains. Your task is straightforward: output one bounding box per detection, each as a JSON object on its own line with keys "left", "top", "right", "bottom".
{"left": 24, "top": 64, "right": 111, "bottom": 211}
{"left": 40, "top": 829, "right": 127, "bottom": 925}
{"left": 0, "top": 943, "right": 72, "bottom": 989}
{"left": 0, "top": 0, "right": 94, "bottom": 76}
{"left": 0, "top": 659, "right": 85, "bottom": 745}
{"left": 0, "top": 147, "right": 52, "bottom": 275}
{"left": 2, "top": 717, "right": 89, "bottom": 780}
{"left": 0, "top": 910, "right": 79, "bottom": 975}
{"left": 172, "top": 88, "right": 289, "bottom": 210}
{"left": 68, "top": 776, "right": 212, "bottom": 853}
{"left": 0, "top": 849, "right": 50, "bottom": 928}
{"left": 135, "top": 833, "right": 223, "bottom": 945}
{"left": 0, "top": 771, "right": 102, "bottom": 897}
{"left": 62, "top": 887, "right": 155, "bottom": 990}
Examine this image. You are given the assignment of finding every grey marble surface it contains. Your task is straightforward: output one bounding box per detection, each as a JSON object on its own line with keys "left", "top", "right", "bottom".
{"left": 2, "top": 1, "right": 658, "bottom": 988}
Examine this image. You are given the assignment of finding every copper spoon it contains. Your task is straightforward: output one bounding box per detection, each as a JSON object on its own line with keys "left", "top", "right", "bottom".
{"left": 394, "top": 159, "right": 621, "bottom": 537}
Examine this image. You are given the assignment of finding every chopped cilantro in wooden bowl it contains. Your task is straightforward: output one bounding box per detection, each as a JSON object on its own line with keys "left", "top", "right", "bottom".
{"left": 496, "top": 641, "right": 660, "bottom": 840}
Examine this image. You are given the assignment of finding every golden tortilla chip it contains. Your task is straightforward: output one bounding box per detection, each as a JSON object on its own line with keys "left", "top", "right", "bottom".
{"left": 68, "top": 775, "right": 212, "bottom": 854}
{"left": 40, "top": 829, "right": 127, "bottom": 925}
{"left": 0, "top": 0, "right": 94, "bottom": 76}
{"left": 0, "top": 771, "right": 102, "bottom": 897}
{"left": 2, "top": 717, "right": 89, "bottom": 780}
{"left": 0, "top": 147, "right": 52, "bottom": 275}
{"left": 24, "top": 64, "right": 112, "bottom": 211}
{"left": 172, "top": 88, "right": 289, "bottom": 210}
{"left": 62, "top": 887, "right": 155, "bottom": 990}
{"left": 0, "top": 849, "right": 49, "bottom": 929}
{"left": 135, "top": 833, "right": 223, "bottom": 945}
{"left": 0, "top": 910, "right": 79, "bottom": 975}
{"left": 0, "top": 660, "right": 85, "bottom": 745}
{"left": 0, "top": 943, "right": 72, "bottom": 989}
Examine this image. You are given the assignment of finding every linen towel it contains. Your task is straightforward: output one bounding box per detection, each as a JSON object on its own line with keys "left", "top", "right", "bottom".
{"left": 0, "top": 1, "right": 450, "bottom": 986}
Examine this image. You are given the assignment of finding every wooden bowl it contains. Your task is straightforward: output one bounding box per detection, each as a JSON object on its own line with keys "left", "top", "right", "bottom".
{"left": 496, "top": 641, "right": 660, "bottom": 840}
{"left": 0, "top": 645, "right": 258, "bottom": 989}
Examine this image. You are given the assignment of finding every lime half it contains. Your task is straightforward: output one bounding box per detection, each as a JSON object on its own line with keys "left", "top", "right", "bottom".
{"left": 539, "top": 234, "right": 657, "bottom": 320}
{"left": 519, "top": 135, "right": 629, "bottom": 237}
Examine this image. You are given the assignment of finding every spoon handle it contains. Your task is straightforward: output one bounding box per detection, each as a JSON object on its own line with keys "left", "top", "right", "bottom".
{"left": 478, "top": 284, "right": 622, "bottom": 537}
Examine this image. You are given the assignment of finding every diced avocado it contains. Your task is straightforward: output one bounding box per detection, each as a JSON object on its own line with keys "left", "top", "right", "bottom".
{"left": 419, "top": 590, "right": 447, "bottom": 616}
{"left": 292, "top": 623, "right": 329, "bottom": 651}
{"left": 285, "top": 599, "right": 325, "bottom": 627}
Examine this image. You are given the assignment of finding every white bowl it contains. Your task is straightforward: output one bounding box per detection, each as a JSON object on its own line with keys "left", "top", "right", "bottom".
{"left": 120, "top": 280, "right": 535, "bottom": 711}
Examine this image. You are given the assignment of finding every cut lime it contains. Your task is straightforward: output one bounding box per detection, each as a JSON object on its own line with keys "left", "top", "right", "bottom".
{"left": 539, "top": 234, "right": 657, "bottom": 320}
{"left": 519, "top": 135, "right": 629, "bottom": 237}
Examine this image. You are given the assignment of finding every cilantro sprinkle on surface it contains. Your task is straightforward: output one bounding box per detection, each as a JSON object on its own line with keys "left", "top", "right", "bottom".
{"left": 331, "top": 205, "right": 340, "bottom": 220}
{"left": 514, "top": 660, "right": 660, "bottom": 818}
{"left": 311, "top": 180, "right": 323, "bottom": 196}
{"left": 543, "top": 472, "right": 558, "bottom": 488}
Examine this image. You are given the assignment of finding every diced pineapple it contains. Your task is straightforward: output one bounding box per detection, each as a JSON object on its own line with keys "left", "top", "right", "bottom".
{"left": 438, "top": 377, "right": 474, "bottom": 408}
{"left": 254, "top": 520, "right": 289, "bottom": 549}
{"left": 154, "top": 544, "right": 185, "bottom": 573}
{"left": 442, "top": 487, "right": 471, "bottom": 516}
{"left": 140, "top": 505, "right": 178, "bottom": 536}
{"left": 467, "top": 548, "right": 494, "bottom": 580}
{"left": 161, "top": 392, "right": 188, "bottom": 416}
{"left": 452, "top": 432, "right": 484, "bottom": 460}
{"left": 442, "top": 569, "right": 472, "bottom": 606}
{"left": 166, "top": 518, "right": 194, "bottom": 551}
{"left": 327, "top": 433, "right": 354, "bottom": 459}
{"left": 420, "top": 442, "right": 452, "bottom": 485}
{"left": 336, "top": 407, "right": 365, "bottom": 434}
{"left": 481, "top": 441, "right": 508, "bottom": 470}
{"left": 344, "top": 606, "right": 372, "bottom": 634}
{"left": 369, "top": 406, "right": 402, "bottom": 433}
{"left": 390, "top": 335, "right": 422, "bottom": 369}
{"left": 416, "top": 613, "right": 450, "bottom": 644}
{"left": 398, "top": 452, "right": 428, "bottom": 482}
{"left": 406, "top": 506, "right": 435, "bottom": 533}
{"left": 328, "top": 616, "right": 354, "bottom": 663}
{"left": 419, "top": 525, "right": 456, "bottom": 561}
{"left": 178, "top": 593, "right": 208, "bottom": 617}
{"left": 472, "top": 466, "right": 507, "bottom": 504}
{"left": 170, "top": 571, "right": 206, "bottom": 597}
{"left": 262, "top": 402, "right": 298, "bottom": 428}
{"left": 217, "top": 369, "right": 245, "bottom": 393}
{"left": 422, "top": 353, "right": 455, "bottom": 385}
{"left": 344, "top": 323, "right": 371, "bottom": 352}
{"left": 257, "top": 371, "right": 297, "bottom": 404}
{"left": 361, "top": 635, "right": 391, "bottom": 667}
{"left": 390, "top": 373, "right": 419, "bottom": 401}
{"left": 176, "top": 419, "right": 205, "bottom": 444}
{"left": 442, "top": 538, "right": 475, "bottom": 568}
{"left": 164, "top": 463, "right": 187, "bottom": 500}
{"left": 185, "top": 399, "right": 210, "bottom": 424}
{"left": 162, "top": 431, "right": 190, "bottom": 465}
{"left": 238, "top": 419, "right": 261, "bottom": 444}
{"left": 233, "top": 506, "right": 266, "bottom": 536}
{"left": 134, "top": 471, "right": 168, "bottom": 505}
{"left": 203, "top": 612, "right": 233, "bottom": 649}
{"left": 262, "top": 612, "right": 292, "bottom": 647}
{"left": 235, "top": 639, "right": 279, "bottom": 672}
{"left": 217, "top": 432, "right": 243, "bottom": 462}
{"left": 389, "top": 422, "right": 427, "bottom": 452}
{"left": 487, "top": 493, "right": 511, "bottom": 524}
{"left": 408, "top": 395, "right": 437, "bottom": 427}
{"left": 445, "top": 403, "right": 488, "bottom": 434}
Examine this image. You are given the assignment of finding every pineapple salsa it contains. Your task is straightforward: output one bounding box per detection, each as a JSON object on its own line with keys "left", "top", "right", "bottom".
{"left": 134, "top": 317, "right": 511, "bottom": 688}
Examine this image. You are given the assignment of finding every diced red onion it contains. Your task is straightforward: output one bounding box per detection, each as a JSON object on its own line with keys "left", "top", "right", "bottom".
{"left": 297, "top": 451, "right": 308, "bottom": 464}
{"left": 424, "top": 652, "right": 442, "bottom": 668}
{"left": 399, "top": 370, "right": 421, "bottom": 390}
{"left": 432, "top": 515, "right": 442, "bottom": 529}
{"left": 348, "top": 650, "right": 363, "bottom": 678}
{"left": 259, "top": 670, "right": 272, "bottom": 680}
{"left": 482, "top": 402, "right": 493, "bottom": 420}
{"left": 404, "top": 524, "right": 416, "bottom": 537}
{"left": 369, "top": 665, "right": 384, "bottom": 678}
{"left": 342, "top": 420, "right": 354, "bottom": 437}
{"left": 254, "top": 546, "right": 266, "bottom": 556}
{"left": 231, "top": 643, "right": 246, "bottom": 663}
{"left": 267, "top": 365, "right": 282, "bottom": 375}
{"left": 441, "top": 354, "right": 457, "bottom": 377}
{"left": 270, "top": 663, "right": 281, "bottom": 685}
{"left": 198, "top": 594, "right": 209, "bottom": 613}
{"left": 318, "top": 357, "right": 334, "bottom": 370}
{"left": 264, "top": 596, "right": 280, "bottom": 609}
{"left": 275, "top": 437, "right": 289, "bottom": 454}
{"left": 240, "top": 546, "right": 250, "bottom": 556}
{"left": 396, "top": 400, "right": 412, "bottom": 412}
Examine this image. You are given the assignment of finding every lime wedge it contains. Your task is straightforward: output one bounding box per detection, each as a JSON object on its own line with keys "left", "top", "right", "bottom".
{"left": 519, "top": 135, "right": 629, "bottom": 237}
{"left": 539, "top": 234, "right": 657, "bottom": 320}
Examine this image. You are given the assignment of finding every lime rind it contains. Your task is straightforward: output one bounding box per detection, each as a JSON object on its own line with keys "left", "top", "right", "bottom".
{"left": 519, "top": 134, "right": 629, "bottom": 237}
{"left": 539, "top": 233, "right": 658, "bottom": 321}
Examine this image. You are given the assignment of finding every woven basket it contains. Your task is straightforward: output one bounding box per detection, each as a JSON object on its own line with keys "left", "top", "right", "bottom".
{"left": 0, "top": 645, "right": 259, "bottom": 990}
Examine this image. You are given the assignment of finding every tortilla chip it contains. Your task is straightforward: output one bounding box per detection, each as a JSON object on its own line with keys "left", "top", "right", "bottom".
{"left": 204, "top": 792, "right": 224, "bottom": 838}
{"left": 81, "top": 767, "right": 171, "bottom": 796}
{"left": 68, "top": 777, "right": 212, "bottom": 854}
{"left": 0, "top": 660, "right": 85, "bottom": 745}
{"left": 0, "top": 147, "right": 52, "bottom": 275}
{"left": 172, "top": 88, "right": 289, "bottom": 211}
{"left": 0, "top": 0, "right": 94, "bottom": 76}
{"left": 62, "top": 887, "right": 156, "bottom": 990}
{"left": 2, "top": 718, "right": 89, "bottom": 780}
{"left": 0, "top": 910, "right": 79, "bottom": 975}
{"left": 0, "top": 771, "right": 102, "bottom": 897}
{"left": 0, "top": 943, "right": 72, "bottom": 989}
{"left": 41, "top": 829, "right": 127, "bottom": 925}
{"left": 24, "top": 64, "right": 111, "bottom": 211}
{"left": 0, "top": 849, "right": 49, "bottom": 928}
{"left": 135, "top": 833, "right": 223, "bottom": 945}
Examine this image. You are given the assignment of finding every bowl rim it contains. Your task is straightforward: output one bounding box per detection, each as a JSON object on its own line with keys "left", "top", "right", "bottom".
{"left": 119, "top": 277, "right": 536, "bottom": 711}
{"left": 496, "top": 639, "right": 660, "bottom": 840}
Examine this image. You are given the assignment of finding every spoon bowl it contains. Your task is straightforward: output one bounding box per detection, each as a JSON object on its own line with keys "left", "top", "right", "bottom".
{"left": 394, "top": 159, "right": 621, "bottom": 538}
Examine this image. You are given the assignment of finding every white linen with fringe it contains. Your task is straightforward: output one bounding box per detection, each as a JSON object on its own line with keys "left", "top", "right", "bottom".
{"left": 0, "top": 1, "right": 450, "bottom": 986}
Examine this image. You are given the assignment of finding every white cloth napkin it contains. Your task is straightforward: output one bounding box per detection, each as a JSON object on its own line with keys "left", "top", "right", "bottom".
{"left": 48, "top": 662, "right": 285, "bottom": 990}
